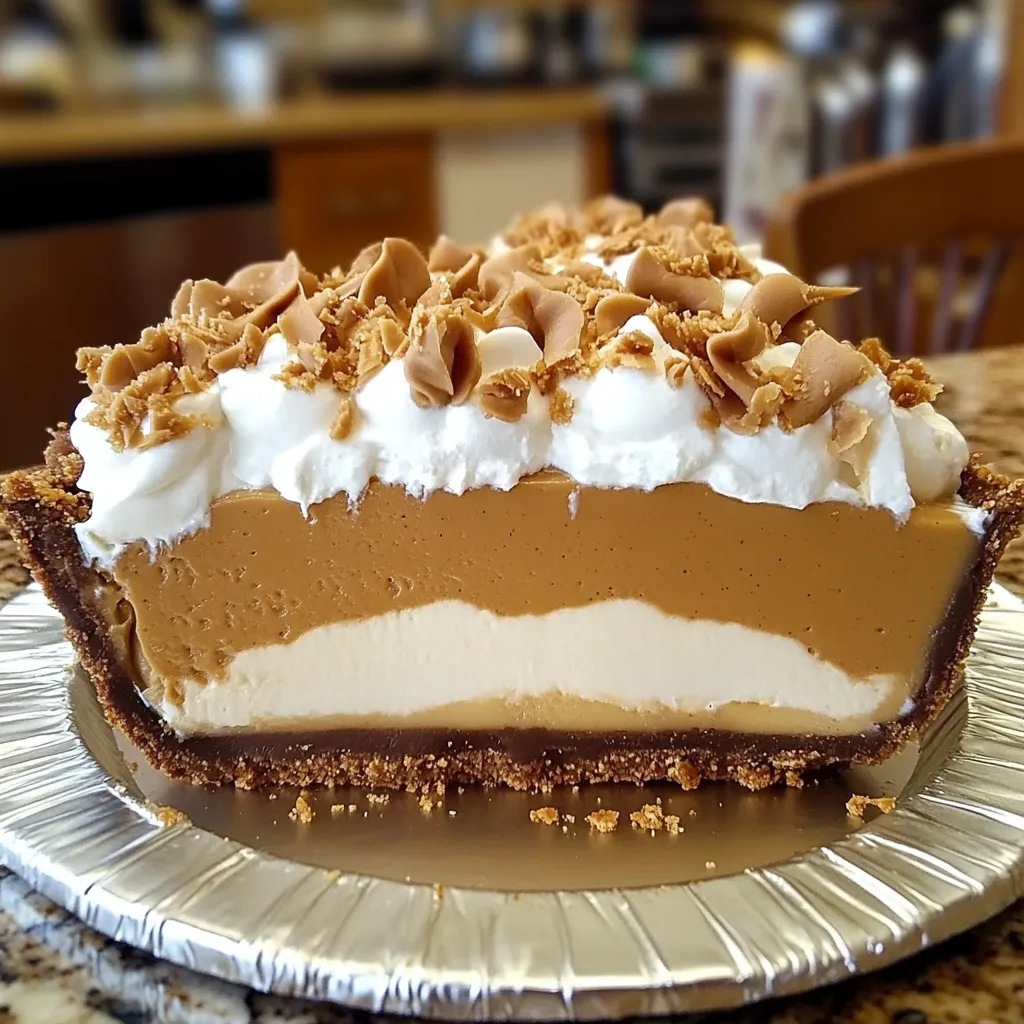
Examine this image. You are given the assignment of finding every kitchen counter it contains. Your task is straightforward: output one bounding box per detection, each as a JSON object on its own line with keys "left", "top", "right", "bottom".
{"left": 0, "top": 88, "right": 610, "bottom": 164}
{"left": 0, "top": 345, "right": 1022, "bottom": 1022}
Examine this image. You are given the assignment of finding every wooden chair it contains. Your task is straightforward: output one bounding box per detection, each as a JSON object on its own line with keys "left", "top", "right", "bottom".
{"left": 762, "top": 139, "right": 1024, "bottom": 355}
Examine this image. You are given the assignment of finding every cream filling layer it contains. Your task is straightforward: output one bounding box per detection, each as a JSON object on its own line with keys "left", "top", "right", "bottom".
{"left": 152, "top": 599, "right": 908, "bottom": 738}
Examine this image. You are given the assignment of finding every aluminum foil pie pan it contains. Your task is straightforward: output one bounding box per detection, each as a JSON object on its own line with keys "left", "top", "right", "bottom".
{"left": 1, "top": 582, "right": 1024, "bottom": 1018}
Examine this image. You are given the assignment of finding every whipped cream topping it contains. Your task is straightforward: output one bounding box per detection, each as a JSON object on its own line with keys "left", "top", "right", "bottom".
{"left": 71, "top": 240, "right": 972, "bottom": 565}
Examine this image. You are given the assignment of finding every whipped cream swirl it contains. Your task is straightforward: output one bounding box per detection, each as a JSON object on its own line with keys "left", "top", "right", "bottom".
{"left": 71, "top": 244, "right": 970, "bottom": 565}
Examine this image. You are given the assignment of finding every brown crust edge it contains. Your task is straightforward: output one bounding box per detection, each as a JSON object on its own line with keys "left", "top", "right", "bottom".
{"left": 3, "top": 431, "right": 1024, "bottom": 792}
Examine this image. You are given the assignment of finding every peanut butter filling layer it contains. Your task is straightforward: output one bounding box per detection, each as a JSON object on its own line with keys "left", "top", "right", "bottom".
{"left": 106, "top": 476, "right": 981, "bottom": 718}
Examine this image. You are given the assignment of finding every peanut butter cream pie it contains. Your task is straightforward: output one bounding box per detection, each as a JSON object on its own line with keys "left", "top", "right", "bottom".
{"left": 4, "top": 196, "right": 1023, "bottom": 792}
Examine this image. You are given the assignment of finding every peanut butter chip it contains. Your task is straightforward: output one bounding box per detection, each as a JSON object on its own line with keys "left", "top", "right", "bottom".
{"left": 781, "top": 330, "right": 874, "bottom": 429}
{"left": 689, "top": 355, "right": 725, "bottom": 399}
{"left": 278, "top": 292, "right": 326, "bottom": 348}
{"left": 583, "top": 194, "right": 644, "bottom": 235}
{"left": 350, "top": 241, "right": 384, "bottom": 276}
{"left": 559, "top": 260, "right": 622, "bottom": 290}
{"left": 738, "top": 382, "right": 786, "bottom": 433}
{"left": 550, "top": 386, "right": 574, "bottom": 424}
{"left": 379, "top": 318, "right": 409, "bottom": 358}
{"left": 418, "top": 276, "right": 452, "bottom": 309}
{"left": 625, "top": 247, "right": 725, "bottom": 313}
{"left": 449, "top": 252, "right": 482, "bottom": 299}
{"left": 478, "top": 244, "right": 546, "bottom": 304}
{"left": 404, "top": 309, "right": 482, "bottom": 408}
{"left": 356, "top": 329, "right": 386, "bottom": 385}
{"left": 830, "top": 401, "right": 872, "bottom": 454}
{"left": 664, "top": 355, "right": 689, "bottom": 388}
{"left": 498, "top": 272, "right": 584, "bottom": 366}
{"left": 428, "top": 234, "right": 477, "bottom": 273}
{"left": 179, "top": 253, "right": 305, "bottom": 341}
{"left": 658, "top": 224, "right": 706, "bottom": 260}
{"left": 218, "top": 251, "right": 310, "bottom": 338}
{"left": 186, "top": 278, "right": 245, "bottom": 320}
{"left": 594, "top": 292, "right": 651, "bottom": 336}
{"left": 232, "top": 250, "right": 315, "bottom": 296}
{"left": 705, "top": 311, "right": 772, "bottom": 405}
{"left": 208, "top": 323, "right": 266, "bottom": 373}
{"left": 476, "top": 368, "right": 532, "bottom": 422}
{"left": 600, "top": 330, "right": 656, "bottom": 371}
{"left": 358, "top": 237, "right": 432, "bottom": 311}
{"left": 656, "top": 197, "right": 714, "bottom": 228}
{"left": 170, "top": 279, "right": 193, "bottom": 318}
{"left": 330, "top": 394, "right": 357, "bottom": 440}
{"left": 331, "top": 242, "right": 382, "bottom": 299}
{"left": 693, "top": 313, "right": 789, "bottom": 435}
{"left": 91, "top": 328, "right": 175, "bottom": 390}
{"left": 740, "top": 274, "right": 857, "bottom": 340}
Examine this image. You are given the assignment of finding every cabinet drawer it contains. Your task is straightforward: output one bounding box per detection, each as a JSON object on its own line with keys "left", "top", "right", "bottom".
{"left": 274, "top": 133, "right": 437, "bottom": 274}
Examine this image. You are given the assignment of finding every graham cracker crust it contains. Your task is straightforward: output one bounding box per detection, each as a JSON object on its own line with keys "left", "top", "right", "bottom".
{"left": 3, "top": 431, "right": 1023, "bottom": 793}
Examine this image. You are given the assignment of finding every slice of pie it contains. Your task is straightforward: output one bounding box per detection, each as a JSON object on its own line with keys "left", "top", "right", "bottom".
{"left": 4, "top": 196, "right": 1022, "bottom": 792}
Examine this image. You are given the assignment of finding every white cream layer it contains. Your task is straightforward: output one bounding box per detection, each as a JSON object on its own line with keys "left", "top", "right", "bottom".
{"left": 71, "top": 246, "right": 972, "bottom": 564}
{"left": 154, "top": 598, "right": 899, "bottom": 737}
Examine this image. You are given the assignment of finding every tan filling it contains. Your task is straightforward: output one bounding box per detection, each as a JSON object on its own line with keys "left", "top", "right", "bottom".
{"left": 98, "top": 474, "right": 981, "bottom": 735}
{"left": 165, "top": 674, "right": 909, "bottom": 738}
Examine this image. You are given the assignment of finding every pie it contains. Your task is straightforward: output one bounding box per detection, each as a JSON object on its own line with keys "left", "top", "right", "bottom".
{"left": 4, "top": 196, "right": 1022, "bottom": 792}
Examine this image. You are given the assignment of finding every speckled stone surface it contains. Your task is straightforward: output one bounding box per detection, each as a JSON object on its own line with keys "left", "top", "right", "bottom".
{"left": 0, "top": 346, "right": 1023, "bottom": 1023}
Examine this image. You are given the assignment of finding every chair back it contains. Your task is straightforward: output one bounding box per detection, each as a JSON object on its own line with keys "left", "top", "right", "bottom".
{"left": 762, "top": 139, "right": 1024, "bottom": 354}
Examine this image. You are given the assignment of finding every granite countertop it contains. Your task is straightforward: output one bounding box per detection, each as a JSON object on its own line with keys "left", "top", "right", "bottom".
{"left": 0, "top": 346, "right": 1023, "bottom": 1023}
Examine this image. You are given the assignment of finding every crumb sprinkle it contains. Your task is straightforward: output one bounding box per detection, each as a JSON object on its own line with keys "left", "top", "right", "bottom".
{"left": 153, "top": 804, "right": 190, "bottom": 828}
{"left": 289, "top": 793, "right": 315, "bottom": 824}
{"left": 846, "top": 794, "right": 897, "bottom": 819}
{"left": 630, "top": 803, "right": 665, "bottom": 831}
{"left": 530, "top": 806, "right": 560, "bottom": 826}
{"left": 585, "top": 809, "right": 619, "bottom": 833}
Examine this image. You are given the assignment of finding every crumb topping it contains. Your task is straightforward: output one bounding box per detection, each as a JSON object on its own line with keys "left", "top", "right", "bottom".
{"left": 477, "top": 368, "right": 533, "bottom": 422}
{"left": 550, "top": 386, "right": 574, "bottom": 425}
{"left": 152, "top": 803, "right": 190, "bottom": 827}
{"left": 668, "top": 761, "right": 701, "bottom": 790}
{"left": 860, "top": 337, "right": 942, "bottom": 407}
{"left": 529, "top": 806, "right": 560, "bottom": 826}
{"left": 585, "top": 808, "right": 619, "bottom": 833}
{"left": 629, "top": 803, "right": 665, "bottom": 831}
{"left": 846, "top": 794, "right": 897, "bottom": 818}
{"left": 289, "top": 793, "right": 315, "bottom": 824}
{"left": 72, "top": 195, "right": 940, "bottom": 454}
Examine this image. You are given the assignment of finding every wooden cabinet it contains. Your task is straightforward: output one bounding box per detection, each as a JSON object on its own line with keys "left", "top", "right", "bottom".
{"left": 275, "top": 121, "right": 608, "bottom": 264}
{"left": 274, "top": 133, "right": 437, "bottom": 274}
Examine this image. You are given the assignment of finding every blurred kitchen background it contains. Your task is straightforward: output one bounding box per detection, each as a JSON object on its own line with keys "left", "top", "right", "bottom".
{"left": 0, "top": 0, "right": 1018, "bottom": 466}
